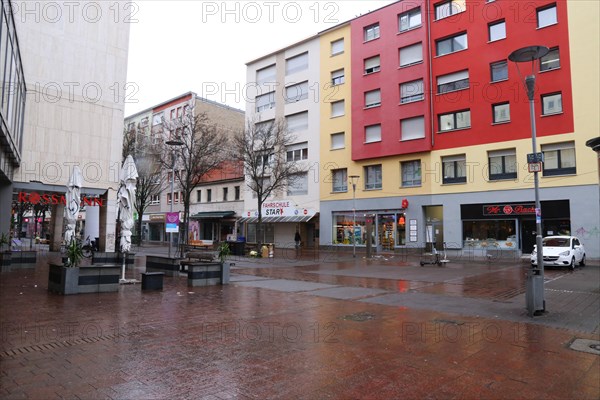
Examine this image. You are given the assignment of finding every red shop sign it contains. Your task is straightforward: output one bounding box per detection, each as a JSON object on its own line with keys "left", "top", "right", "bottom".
{"left": 483, "top": 204, "right": 535, "bottom": 216}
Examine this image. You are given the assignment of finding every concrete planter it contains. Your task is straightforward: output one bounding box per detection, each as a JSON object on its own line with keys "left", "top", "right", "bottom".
{"left": 0, "top": 252, "right": 11, "bottom": 271}
{"left": 187, "top": 262, "right": 229, "bottom": 287}
{"left": 145, "top": 255, "right": 181, "bottom": 277}
{"left": 48, "top": 263, "right": 120, "bottom": 295}
{"left": 92, "top": 252, "right": 134, "bottom": 266}
{"left": 11, "top": 250, "right": 37, "bottom": 268}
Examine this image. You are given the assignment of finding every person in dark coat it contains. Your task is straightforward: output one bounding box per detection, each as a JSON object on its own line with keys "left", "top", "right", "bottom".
{"left": 294, "top": 230, "right": 301, "bottom": 249}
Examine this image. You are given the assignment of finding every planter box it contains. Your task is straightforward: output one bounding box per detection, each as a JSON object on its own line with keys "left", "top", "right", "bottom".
{"left": 11, "top": 251, "right": 37, "bottom": 268}
{"left": 146, "top": 255, "right": 181, "bottom": 277}
{"left": 48, "top": 263, "right": 120, "bottom": 295}
{"left": 0, "top": 252, "right": 11, "bottom": 271}
{"left": 141, "top": 272, "right": 164, "bottom": 290}
{"left": 92, "top": 252, "right": 134, "bottom": 266}
{"left": 187, "top": 262, "right": 229, "bottom": 287}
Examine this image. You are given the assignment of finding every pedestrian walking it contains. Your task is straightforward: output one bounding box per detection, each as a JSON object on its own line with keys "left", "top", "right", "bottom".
{"left": 294, "top": 230, "right": 301, "bottom": 249}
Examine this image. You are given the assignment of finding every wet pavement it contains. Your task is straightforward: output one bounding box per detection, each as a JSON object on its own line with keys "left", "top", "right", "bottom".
{"left": 0, "top": 247, "right": 598, "bottom": 399}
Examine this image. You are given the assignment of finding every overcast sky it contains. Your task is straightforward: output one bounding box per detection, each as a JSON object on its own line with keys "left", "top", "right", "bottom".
{"left": 124, "top": 1, "right": 395, "bottom": 117}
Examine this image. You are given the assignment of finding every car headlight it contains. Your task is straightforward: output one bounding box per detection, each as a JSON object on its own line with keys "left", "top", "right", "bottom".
{"left": 559, "top": 250, "right": 570, "bottom": 256}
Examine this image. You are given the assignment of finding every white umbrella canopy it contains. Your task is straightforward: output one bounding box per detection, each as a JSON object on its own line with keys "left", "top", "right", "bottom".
{"left": 117, "top": 155, "right": 138, "bottom": 253}
{"left": 64, "top": 166, "right": 83, "bottom": 244}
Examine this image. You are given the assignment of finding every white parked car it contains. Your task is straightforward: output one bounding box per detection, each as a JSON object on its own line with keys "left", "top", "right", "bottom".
{"left": 530, "top": 236, "right": 586, "bottom": 270}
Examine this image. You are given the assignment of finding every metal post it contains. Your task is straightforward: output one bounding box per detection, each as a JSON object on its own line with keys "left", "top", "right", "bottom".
{"left": 168, "top": 159, "right": 174, "bottom": 258}
{"left": 349, "top": 175, "right": 359, "bottom": 258}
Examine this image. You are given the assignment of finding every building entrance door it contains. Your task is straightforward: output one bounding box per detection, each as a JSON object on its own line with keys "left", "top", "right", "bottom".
{"left": 521, "top": 219, "right": 537, "bottom": 254}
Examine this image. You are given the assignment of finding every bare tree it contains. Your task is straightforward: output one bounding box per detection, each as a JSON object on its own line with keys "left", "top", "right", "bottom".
{"left": 162, "top": 104, "right": 229, "bottom": 252}
{"left": 231, "top": 118, "right": 306, "bottom": 248}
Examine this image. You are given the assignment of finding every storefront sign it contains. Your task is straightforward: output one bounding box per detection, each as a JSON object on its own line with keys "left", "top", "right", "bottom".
{"left": 246, "top": 201, "right": 316, "bottom": 218}
{"left": 17, "top": 192, "right": 103, "bottom": 207}
{"left": 165, "top": 212, "right": 179, "bottom": 233}
{"left": 483, "top": 204, "right": 535, "bottom": 216}
{"left": 149, "top": 214, "right": 165, "bottom": 222}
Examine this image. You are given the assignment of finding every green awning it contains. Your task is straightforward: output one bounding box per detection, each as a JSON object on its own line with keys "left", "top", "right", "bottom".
{"left": 190, "top": 211, "right": 236, "bottom": 219}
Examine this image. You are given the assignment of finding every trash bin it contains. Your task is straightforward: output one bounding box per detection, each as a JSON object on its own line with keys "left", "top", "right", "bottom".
{"left": 227, "top": 241, "right": 245, "bottom": 256}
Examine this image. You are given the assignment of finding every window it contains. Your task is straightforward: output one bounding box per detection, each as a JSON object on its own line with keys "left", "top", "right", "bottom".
{"left": 365, "top": 124, "right": 381, "bottom": 143}
{"left": 285, "top": 52, "right": 308, "bottom": 75}
{"left": 364, "top": 23, "right": 380, "bottom": 41}
{"left": 234, "top": 186, "right": 240, "bottom": 200}
{"left": 127, "top": 122, "right": 135, "bottom": 132}
{"left": 488, "top": 149, "right": 517, "bottom": 180}
{"left": 365, "top": 89, "right": 381, "bottom": 108}
{"left": 537, "top": 4, "right": 557, "bottom": 28}
{"left": 173, "top": 192, "right": 179, "bottom": 204}
{"left": 331, "top": 69, "right": 345, "bottom": 86}
{"left": 542, "top": 93, "right": 562, "bottom": 115}
{"left": 140, "top": 117, "right": 149, "bottom": 127}
{"left": 332, "top": 169, "right": 348, "bottom": 192}
{"left": 436, "top": 33, "right": 467, "bottom": 56}
{"left": 170, "top": 109, "right": 176, "bottom": 120}
{"left": 286, "top": 142, "right": 308, "bottom": 162}
{"left": 256, "top": 64, "right": 276, "bottom": 84}
{"left": 401, "top": 116, "right": 425, "bottom": 141}
{"left": 150, "top": 194, "right": 160, "bottom": 205}
{"left": 167, "top": 193, "right": 172, "bottom": 205}
{"left": 331, "top": 38, "right": 344, "bottom": 55}
{"left": 399, "top": 7, "right": 421, "bottom": 32}
{"left": 437, "top": 70, "right": 469, "bottom": 93}
{"left": 287, "top": 173, "right": 308, "bottom": 196}
{"left": 206, "top": 189, "right": 212, "bottom": 202}
{"left": 196, "top": 190, "right": 201, "bottom": 203}
{"left": 223, "top": 187, "right": 228, "bottom": 201}
{"left": 401, "top": 160, "right": 422, "bottom": 187}
{"left": 331, "top": 132, "right": 345, "bottom": 150}
{"left": 488, "top": 20, "right": 506, "bottom": 41}
{"left": 542, "top": 142, "right": 576, "bottom": 176}
{"left": 400, "top": 43, "right": 423, "bottom": 67}
{"left": 331, "top": 100, "right": 345, "bottom": 117}
{"left": 540, "top": 47, "right": 560, "bottom": 71}
{"left": 435, "top": 0, "right": 466, "bottom": 20}
{"left": 493, "top": 103, "right": 510, "bottom": 123}
{"left": 400, "top": 79, "right": 424, "bottom": 103}
{"left": 285, "top": 81, "right": 308, "bottom": 103}
{"left": 364, "top": 165, "right": 382, "bottom": 190}
{"left": 442, "top": 155, "right": 466, "bottom": 184}
{"left": 256, "top": 91, "right": 275, "bottom": 112}
{"left": 439, "top": 110, "right": 471, "bottom": 131}
{"left": 490, "top": 60, "right": 508, "bottom": 82}
{"left": 364, "top": 55, "right": 380, "bottom": 74}
{"left": 286, "top": 112, "right": 308, "bottom": 133}
{"left": 152, "top": 113, "right": 163, "bottom": 125}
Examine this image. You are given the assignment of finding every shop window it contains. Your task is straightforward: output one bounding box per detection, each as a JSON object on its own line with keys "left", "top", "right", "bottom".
{"left": 333, "top": 214, "right": 368, "bottom": 245}
{"left": 488, "top": 149, "right": 517, "bottom": 180}
{"left": 463, "top": 220, "right": 517, "bottom": 249}
{"left": 542, "top": 142, "right": 576, "bottom": 176}
{"left": 247, "top": 223, "right": 274, "bottom": 244}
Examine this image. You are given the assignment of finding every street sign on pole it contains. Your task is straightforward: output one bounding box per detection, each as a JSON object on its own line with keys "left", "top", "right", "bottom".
{"left": 528, "top": 162, "right": 543, "bottom": 173}
{"left": 527, "top": 152, "right": 544, "bottom": 163}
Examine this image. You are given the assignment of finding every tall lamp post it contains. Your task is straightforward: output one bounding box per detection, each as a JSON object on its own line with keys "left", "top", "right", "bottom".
{"left": 509, "top": 45, "right": 549, "bottom": 317}
{"left": 349, "top": 175, "right": 359, "bottom": 258}
{"left": 166, "top": 139, "right": 183, "bottom": 258}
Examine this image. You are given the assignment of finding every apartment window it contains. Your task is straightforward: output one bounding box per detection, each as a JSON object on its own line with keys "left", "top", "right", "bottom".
{"left": 256, "top": 91, "right": 275, "bottom": 112}
{"left": 399, "top": 7, "right": 421, "bottom": 32}
{"left": 140, "top": 117, "right": 149, "bottom": 127}
{"left": 223, "top": 187, "right": 228, "bottom": 201}
{"left": 256, "top": 64, "right": 276, "bottom": 84}
{"left": 401, "top": 160, "right": 422, "bottom": 187}
{"left": 285, "top": 52, "right": 308, "bottom": 75}
{"left": 234, "top": 186, "right": 240, "bottom": 200}
{"left": 206, "top": 189, "right": 212, "bottom": 202}
{"left": 331, "top": 69, "right": 345, "bottom": 86}
{"left": 542, "top": 93, "right": 562, "bottom": 115}
{"left": 196, "top": 190, "right": 201, "bottom": 203}
{"left": 442, "top": 155, "right": 466, "bottom": 184}
{"left": 285, "top": 81, "right": 308, "bottom": 103}
{"left": 331, "top": 100, "right": 345, "bottom": 117}
{"left": 286, "top": 142, "right": 308, "bottom": 162}
{"left": 152, "top": 113, "right": 163, "bottom": 125}
{"left": 401, "top": 116, "right": 425, "bottom": 141}
{"left": 437, "top": 70, "right": 469, "bottom": 93}
{"left": 537, "top": 4, "right": 557, "bottom": 28}
{"left": 540, "top": 47, "right": 560, "bottom": 71}
{"left": 365, "top": 89, "right": 381, "bottom": 108}
{"left": 435, "top": 0, "right": 466, "bottom": 20}
{"left": 488, "top": 149, "right": 517, "bottom": 180}
{"left": 287, "top": 173, "right": 308, "bottom": 196}
{"left": 439, "top": 110, "right": 471, "bottom": 131}
{"left": 286, "top": 112, "right": 308, "bottom": 133}
{"left": 167, "top": 193, "right": 172, "bottom": 205}
{"left": 331, "top": 38, "right": 344, "bottom": 55}
{"left": 170, "top": 109, "right": 176, "bottom": 120}
{"left": 364, "top": 165, "right": 382, "bottom": 190}
{"left": 490, "top": 60, "right": 508, "bottom": 82}
{"left": 331, "top": 132, "right": 345, "bottom": 150}
{"left": 542, "top": 142, "right": 576, "bottom": 176}
{"left": 493, "top": 103, "right": 510, "bottom": 123}
{"left": 365, "top": 124, "right": 381, "bottom": 143}
{"left": 489, "top": 20, "right": 506, "bottom": 41}
{"left": 150, "top": 194, "right": 160, "bottom": 205}
{"left": 400, "top": 43, "right": 423, "bottom": 67}
{"left": 436, "top": 33, "right": 467, "bottom": 56}
{"left": 332, "top": 169, "right": 348, "bottom": 192}
{"left": 364, "top": 23, "right": 380, "bottom": 41}
{"left": 364, "top": 55, "right": 380, "bottom": 74}
{"left": 175, "top": 192, "right": 181, "bottom": 204}
{"left": 400, "top": 79, "right": 424, "bottom": 103}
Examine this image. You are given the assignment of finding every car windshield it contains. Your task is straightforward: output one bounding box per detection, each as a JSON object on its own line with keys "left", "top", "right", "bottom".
{"left": 543, "top": 238, "right": 570, "bottom": 247}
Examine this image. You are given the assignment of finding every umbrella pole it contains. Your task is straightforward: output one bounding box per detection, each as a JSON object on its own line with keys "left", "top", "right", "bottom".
{"left": 121, "top": 250, "right": 126, "bottom": 281}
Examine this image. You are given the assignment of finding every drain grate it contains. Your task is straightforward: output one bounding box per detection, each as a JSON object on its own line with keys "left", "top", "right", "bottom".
{"left": 339, "top": 312, "right": 376, "bottom": 322}
{"left": 569, "top": 338, "right": 600, "bottom": 356}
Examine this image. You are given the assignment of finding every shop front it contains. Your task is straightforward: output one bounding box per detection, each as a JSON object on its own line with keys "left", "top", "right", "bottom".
{"left": 189, "top": 211, "right": 237, "bottom": 242}
{"left": 331, "top": 209, "right": 408, "bottom": 251}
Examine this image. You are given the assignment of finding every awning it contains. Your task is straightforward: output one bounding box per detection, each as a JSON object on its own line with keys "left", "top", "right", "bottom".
{"left": 238, "top": 213, "right": 318, "bottom": 224}
{"left": 190, "top": 211, "right": 236, "bottom": 219}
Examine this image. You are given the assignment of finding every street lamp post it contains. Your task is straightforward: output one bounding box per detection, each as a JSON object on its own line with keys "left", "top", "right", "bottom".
{"left": 509, "top": 45, "right": 549, "bottom": 317}
{"left": 166, "top": 139, "right": 183, "bottom": 258}
{"left": 349, "top": 175, "right": 359, "bottom": 258}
